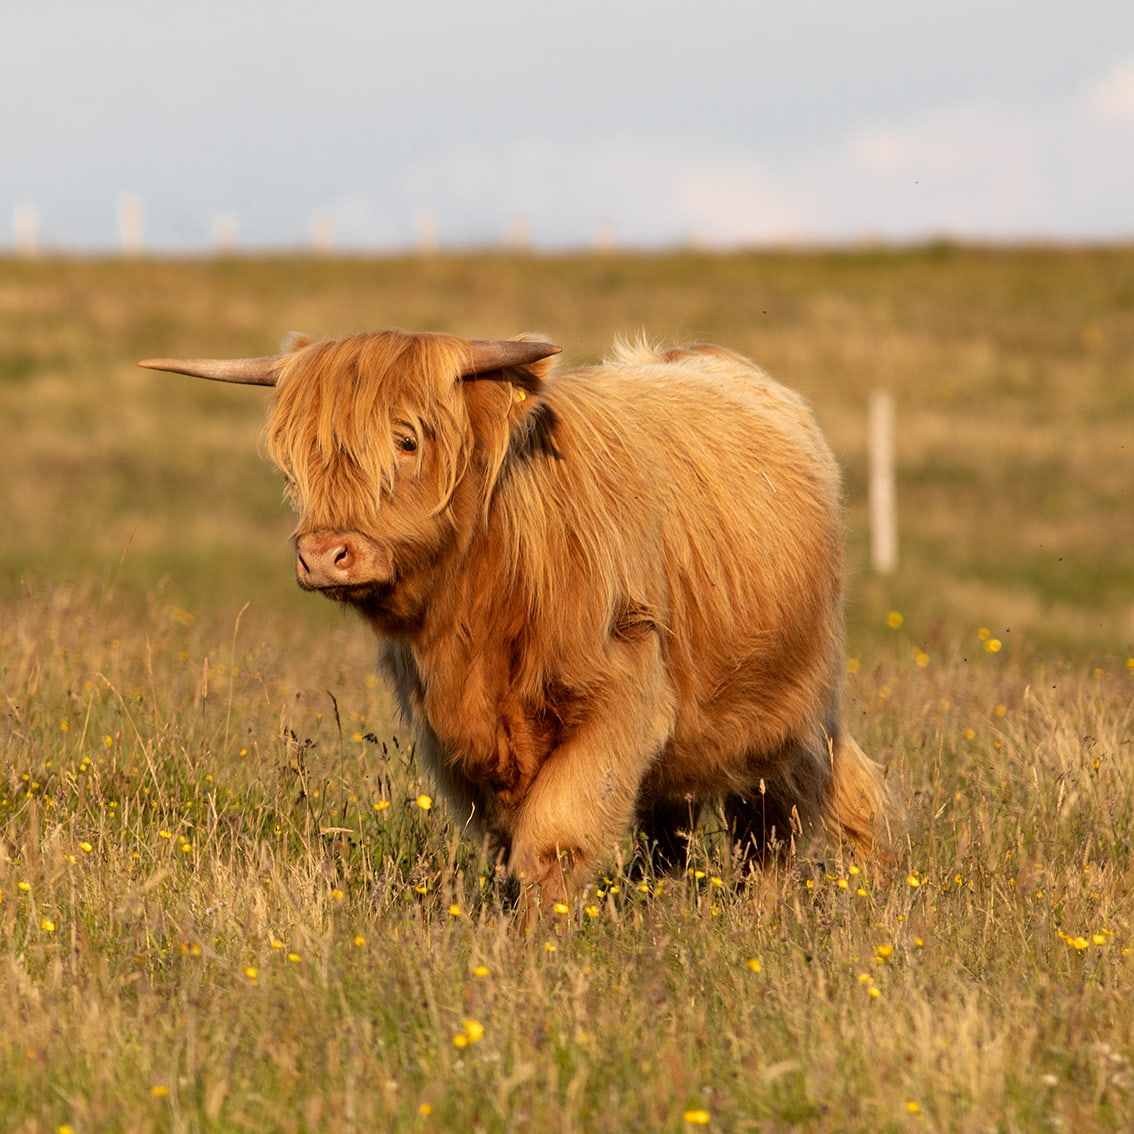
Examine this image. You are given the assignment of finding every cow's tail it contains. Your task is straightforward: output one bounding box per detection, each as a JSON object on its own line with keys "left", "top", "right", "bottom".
{"left": 825, "top": 730, "right": 892, "bottom": 862}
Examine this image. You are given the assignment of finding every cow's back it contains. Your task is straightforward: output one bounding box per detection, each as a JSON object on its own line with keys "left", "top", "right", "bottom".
{"left": 505, "top": 340, "right": 846, "bottom": 798}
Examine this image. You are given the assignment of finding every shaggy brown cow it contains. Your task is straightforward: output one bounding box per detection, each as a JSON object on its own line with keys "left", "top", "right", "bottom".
{"left": 141, "top": 329, "right": 886, "bottom": 910}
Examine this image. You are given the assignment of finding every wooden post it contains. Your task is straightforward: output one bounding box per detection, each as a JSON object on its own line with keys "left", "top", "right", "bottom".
{"left": 212, "top": 213, "right": 238, "bottom": 254}
{"left": 416, "top": 210, "right": 439, "bottom": 255}
{"left": 869, "top": 389, "right": 897, "bottom": 575}
{"left": 14, "top": 205, "right": 39, "bottom": 257}
{"left": 118, "top": 195, "right": 144, "bottom": 256}
{"left": 507, "top": 212, "right": 531, "bottom": 252}
{"left": 311, "top": 212, "right": 335, "bottom": 254}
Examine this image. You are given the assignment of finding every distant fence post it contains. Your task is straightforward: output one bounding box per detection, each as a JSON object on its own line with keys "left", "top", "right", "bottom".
{"left": 868, "top": 389, "right": 898, "bottom": 575}
{"left": 311, "top": 212, "right": 335, "bottom": 254}
{"left": 416, "top": 210, "right": 439, "bottom": 255}
{"left": 118, "top": 195, "right": 144, "bottom": 256}
{"left": 593, "top": 218, "right": 616, "bottom": 252}
{"left": 14, "top": 205, "right": 39, "bottom": 257}
{"left": 507, "top": 212, "right": 531, "bottom": 252}
{"left": 212, "top": 213, "right": 238, "bottom": 254}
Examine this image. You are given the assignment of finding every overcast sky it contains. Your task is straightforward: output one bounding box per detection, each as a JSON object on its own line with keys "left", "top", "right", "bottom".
{"left": 4, "top": 1, "right": 1134, "bottom": 252}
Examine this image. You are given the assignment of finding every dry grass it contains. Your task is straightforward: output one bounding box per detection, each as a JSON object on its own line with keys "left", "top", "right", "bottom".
{"left": 1, "top": 248, "right": 1132, "bottom": 1132}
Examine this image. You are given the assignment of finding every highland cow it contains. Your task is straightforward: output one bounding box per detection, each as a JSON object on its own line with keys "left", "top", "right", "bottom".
{"left": 141, "top": 330, "right": 886, "bottom": 912}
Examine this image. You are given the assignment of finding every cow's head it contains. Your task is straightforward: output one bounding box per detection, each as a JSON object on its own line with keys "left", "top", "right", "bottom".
{"left": 140, "top": 330, "right": 560, "bottom": 633}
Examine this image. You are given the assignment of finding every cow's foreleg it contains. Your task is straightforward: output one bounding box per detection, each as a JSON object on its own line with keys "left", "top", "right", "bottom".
{"left": 507, "top": 636, "right": 676, "bottom": 921}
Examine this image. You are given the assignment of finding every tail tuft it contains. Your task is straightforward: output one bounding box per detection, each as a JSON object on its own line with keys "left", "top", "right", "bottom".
{"left": 825, "top": 732, "right": 892, "bottom": 861}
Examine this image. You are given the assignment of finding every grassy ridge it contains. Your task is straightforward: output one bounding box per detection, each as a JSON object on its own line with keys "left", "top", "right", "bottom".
{"left": 1, "top": 249, "right": 1133, "bottom": 1132}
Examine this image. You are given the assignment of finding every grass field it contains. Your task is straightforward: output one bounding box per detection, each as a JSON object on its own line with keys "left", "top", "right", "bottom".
{"left": 1, "top": 248, "right": 1132, "bottom": 1132}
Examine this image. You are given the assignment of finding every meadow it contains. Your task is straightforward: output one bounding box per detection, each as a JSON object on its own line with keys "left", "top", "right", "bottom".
{"left": 1, "top": 247, "right": 1132, "bottom": 1132}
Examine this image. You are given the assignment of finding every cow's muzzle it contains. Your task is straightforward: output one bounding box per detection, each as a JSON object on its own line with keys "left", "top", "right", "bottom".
{"left": 295, "top": 531, "right": 368, "bottom": 590}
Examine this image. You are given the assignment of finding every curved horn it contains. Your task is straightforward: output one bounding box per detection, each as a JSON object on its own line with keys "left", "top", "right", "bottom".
{"left": 137, "top": 355, "right": 282, "bottom": 386}
{"left": 461, "top": 339, "right": 561, "bottom": 378}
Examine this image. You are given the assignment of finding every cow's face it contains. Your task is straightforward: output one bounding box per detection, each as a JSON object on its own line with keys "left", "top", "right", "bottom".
{"left": 139, "top": 328, "right": 558, "bottom": 636}
{"left": 264, "top": 331, "right": 557, "bottom": 635}
{"left": 264, "top": 334, "right": 463, "bottom": 633}
{"left": 283, "top": 430, "right": 442, "bottom": 634}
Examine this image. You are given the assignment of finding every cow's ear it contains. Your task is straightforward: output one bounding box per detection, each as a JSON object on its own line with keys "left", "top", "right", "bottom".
{"left": 462, "top": 334, "right": 560, "bottom": 393}
{"left": 501, "top": 357, "right": 558, "bottom": 397}
{"left": 504, "top": 332, "right": 559, "bottom": 393}
{"left": 280, "top": 331, "right": 313, "bottom": 354}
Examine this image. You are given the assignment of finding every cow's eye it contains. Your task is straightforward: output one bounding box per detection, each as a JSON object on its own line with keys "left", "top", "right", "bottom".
{"left": 396, "top": 434, "right": 418, "bottom": 455}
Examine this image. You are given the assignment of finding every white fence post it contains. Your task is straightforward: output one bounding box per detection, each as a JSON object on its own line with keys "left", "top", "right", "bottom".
{"left": 212, "top": 213, "right": 238, "bottom": 254}
{"left": 507, "top": 212, "right": 531, "bottom": 252}
{"left": 416, "top": 210, "right": 439, "bottom": 255}
{"left": 118, "top": 195, "right": 144, "bottom": 256}
{"left": 868, "top": 389, "right": 898, "bottom": 575}
{"left": 311, "top": 212, "right": 335, "bottom": 254}
{"left": 14, "top": 205, "right": 39, "bottom": 257}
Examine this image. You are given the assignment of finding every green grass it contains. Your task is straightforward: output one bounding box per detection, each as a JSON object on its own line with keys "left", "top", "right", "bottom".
{"left": 1, "top": 249, "right": 1133, "bottom": 1132}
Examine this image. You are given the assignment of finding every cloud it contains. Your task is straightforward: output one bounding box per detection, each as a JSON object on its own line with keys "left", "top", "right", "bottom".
{"left": 1082, "top": 60, "right": 1134, "bottom": 124}
{"left": 312, "top": 58, "right": 1134, "bottom": 250}
{"left": 669, "top": 159, "right": 810, "bottom": 246}
{"left": 635, "top": 57, "right": 1134, "bottom": 245}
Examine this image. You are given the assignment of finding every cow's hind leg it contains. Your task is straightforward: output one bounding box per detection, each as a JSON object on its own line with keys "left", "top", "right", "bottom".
{"left": 723, "top": 733, "right": 831, "bottom": 864}
{"left": 723, "top": 786, "right": 801, "bottom": 865}
{"left": 634, "top": 796, "right": 697, "bottom": 877}
{"left": 726, "top": 727, "right": 889, "bottom": 866}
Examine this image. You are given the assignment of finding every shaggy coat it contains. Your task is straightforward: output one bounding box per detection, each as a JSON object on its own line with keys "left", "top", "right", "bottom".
{"left": 256, "top": 329, "right": 886, "bottom": 905}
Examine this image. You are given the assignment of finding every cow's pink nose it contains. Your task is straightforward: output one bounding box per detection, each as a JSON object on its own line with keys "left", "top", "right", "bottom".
{"left": 296, "top": 533, "right": 357, "bottom": 588}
